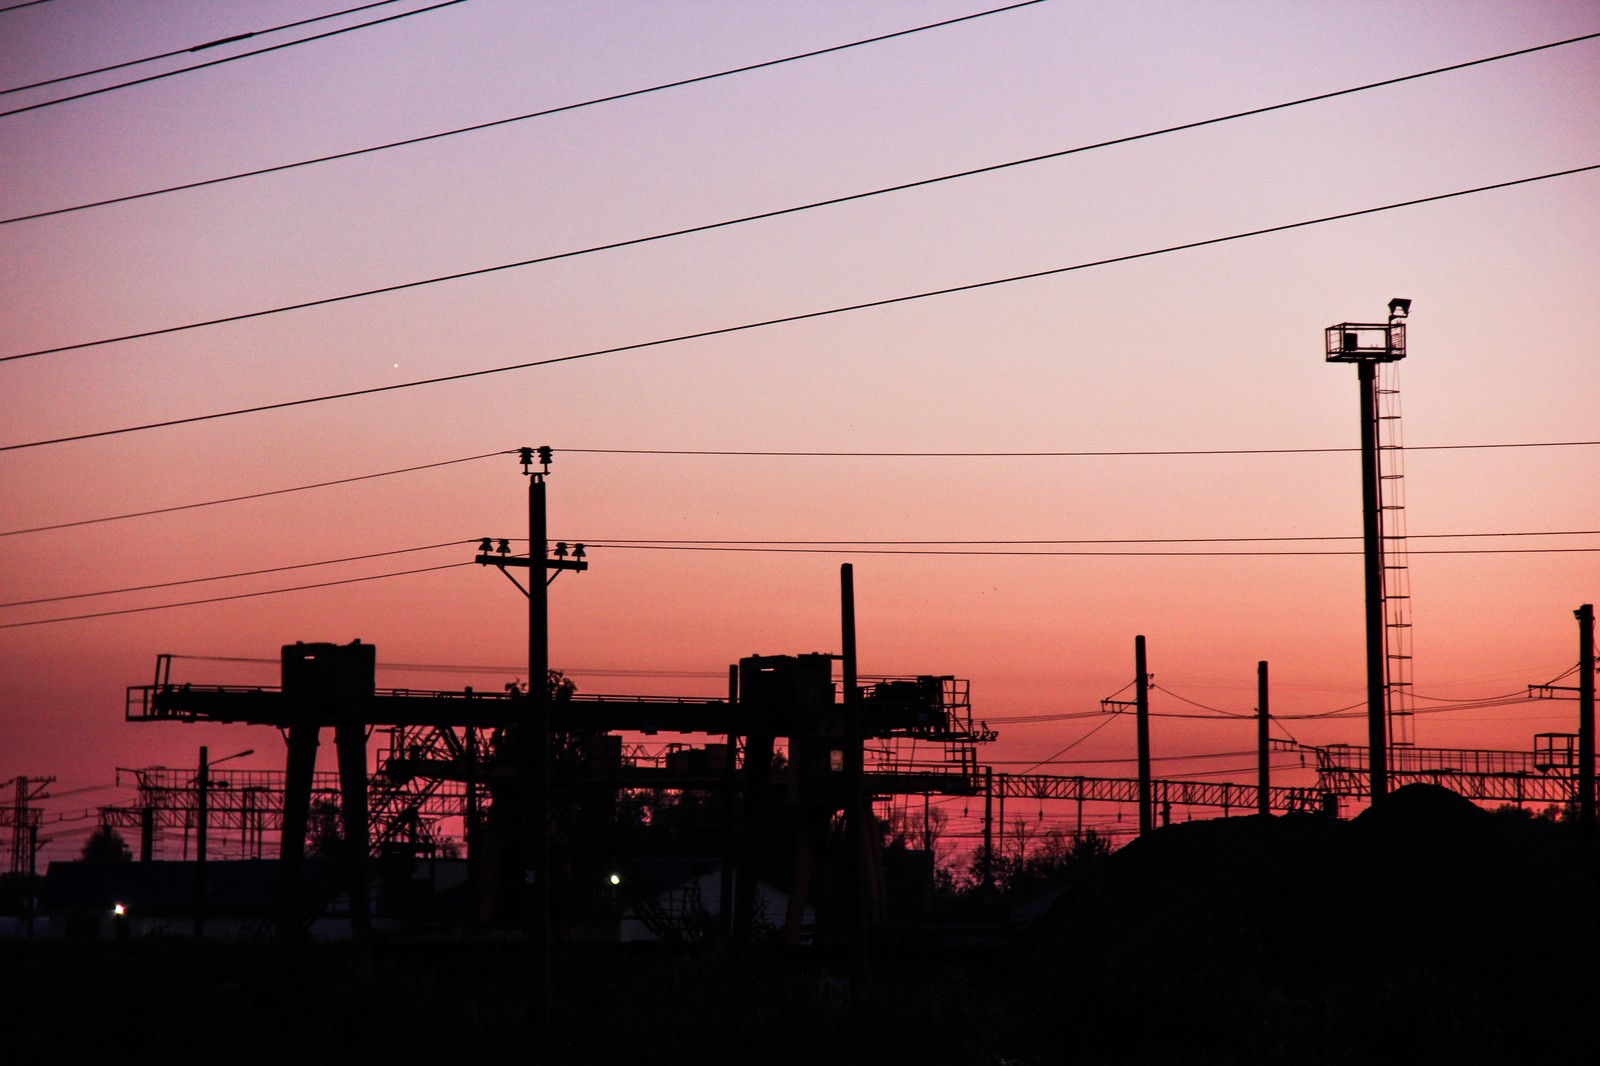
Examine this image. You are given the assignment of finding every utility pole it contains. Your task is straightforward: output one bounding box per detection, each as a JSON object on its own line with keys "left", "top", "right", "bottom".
{"left": 526, "top": 452, "right": 553, "bottom": 1040}
{"left": 465, "top": 726, "right": 481, "bottom": 928}
{"left": 840, "top": 563, "right": 867, "bottom": 1007}
{"left": 981, "top": 767, "right": 994, "bottom": 898}
{"left": 25, "top": 820, "right": 39, "bottom": 941}
{"left": 195, "top": 747, "right": 251, "bottom": 939}
{"left": 1257, "top": 661, "right": 1270, "bottom": 818}
{"left": 719, "top": 664, "right": 738, "bottom": 940}
{"left": 1326, "top": 298, "right": 1410, "bottom": 803}
{"left": 1136, "top": 636, "right": 1152, "bottom": 835}
{"left": 1578, "top": 604, "right": 1595, "bottom": 834}
{"left": 473, "top": 447, "right": 588, "bottom": 1038}
{"left": 195, "top": 746, "right": 208, "bottom": 939}
{"left": 140, "top": 805, "right": 155, "bottom": 862}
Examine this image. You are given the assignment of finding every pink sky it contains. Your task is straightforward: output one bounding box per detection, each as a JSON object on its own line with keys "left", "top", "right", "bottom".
{"left": 2, "top": 1, "right": 1596, "bottom": 861}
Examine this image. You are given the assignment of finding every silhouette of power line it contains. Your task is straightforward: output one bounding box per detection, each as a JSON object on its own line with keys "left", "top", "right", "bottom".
{"left": 0, "top": 561, "right": 472, "bottom": 629}
{"left": 1019, "top": 716, "right": 1122, "bottom": 774}
{"left": 0, "top": 450, "right": 508, "bottom": 537}
{"left": 4, "top": 164, "right": 1594, "bottom": 452}
{"left": 1141, "top": 698, "right": 1551, "bottom": 722}
{"left": 579, "top": 543, "right": 1599, "bottom": 557}
{"left": 0, "top": 539, "right": 472, "bottom": 607}
{"left": 570, "top": 530, "right": 1598, "bottom": 546}
{"left": 989, "top": 749, "right": 1262, "bottom": 761}
{"left": 0, "top": 0, "right": 470, "bottom": 118}
{"left": 1132, "top": 672, "right": 1579, "bottom": 721}
{"left": 6, "top": 529, "right": 1587, "bottom": 612}
{"left": 0, "top": 0, "right": 1048, "bottom": 225}
{"left": 0, "top": 0, "right": 416, "bottom": 96}
{"left": 559, "top": 440, "right": 1600, "bottom": 457}
{"left": 0, "top": 0, "right": 53, "bottom": 13}
{"left": 1, "top": 444, "right": 1588, "bottom": 539}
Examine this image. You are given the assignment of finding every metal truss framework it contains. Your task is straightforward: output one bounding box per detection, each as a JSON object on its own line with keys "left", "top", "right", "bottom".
{"left": 100, "top": 754, "right": 469, "bottom": 860}
{"left": 122, "top": 657, "right": 993, "bottom": 859}
{"left": 996, "top": 772, "right": 1325, "bottom": 815}
{"left": 1303, "top": 742, "right": 1580, "bottom": 805}
{"left": 4, "top": 777, "right": 54, "bottom": 875}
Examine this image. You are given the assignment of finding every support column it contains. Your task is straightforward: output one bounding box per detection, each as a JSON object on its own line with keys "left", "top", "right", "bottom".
{"left": 841, "top": 563, "right": 867, "bottom": 988}
{"left": 1359, "top": 362, "right": 1388, "bottom": 801}
{"left": 1578, "top": 604, "right": 1595, "bottom": 834}
{"left": 278, "top": 723, "right": 319, "bottom": 946}
{"left": 1136, "top": 636, "right": 1152, "bottom": 834}
{"left": 997, "top": 789, "right": 1006, "bottom": 868}
{"left": 335, "top": 721, "right": 371, "bottom": 946}
{"left": 465, "top": 727, "right": 482, "bottom": 928}
{"left": 194, "top": 746, "right": 208, "bottom": 938}
{"left": 25, "top": 821, "right": 38, "bottom": 941}
{"left": 719, "top": 664, "right": 739, "bottom": 939}
{"left": 981, "top": 767, "right": 994, "bottom": 897}
{"left": 735, "top": 724, "right": 772, "bottom": 943}
{"left": 528, "top": 472, "right": 552, "bottom": 1033}
{"left": 1257, "top": 661, "right": 1270, "bottom": 818}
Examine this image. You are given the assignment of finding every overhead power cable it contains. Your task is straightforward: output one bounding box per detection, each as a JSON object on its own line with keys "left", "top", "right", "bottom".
{"left": 1153, "top": 685, "right": 1252, "bottom": 716}
{"left": 3, "top": 163, "right": 1595, "bottom": 454}
{"left": 0, "top": 0, "right": 1048, "bottom": 224}
{"left": 3, "top": 125, "right": 1595, "bottom": 364}
{"left": 0, "top": 0, "right": 417, "bottom": 96}
{"left": 0, "top": 0, "right": 471, "bottom": 119}
{"left": 0, "top": 443, "right": 1587, "bottom": 538}
{"left": 1149, "top": 667, "right": 1580, "bottom": 722}
{"left": 0, "top": 539, "right": 472, "bottom": 607}
{"left": 0, "top": 1, "right": 53, "bottom": 13}
{"left": 4, "top": 27, "right": 1594, "bottom": 229}
{"left": 1018, "top": 715, "right": 1122, "bottom": 774}
{"left": 21, "top": 536, "right": 1590, "bottom": 631}
{"left": 570, "top": 530, "right": 1598, "bottom": 546}
{"left": 576, "top": 543, "right": 1599, "bottom": 557}
{"left": 0, "top": 449, "right": 509, "bottom": 537}
{"left": 981, "top": 711, "right": 1108, "bottom": 724}
{"left": 0, "top": 561, "right": 472, "bottom": 630}
{"left": 558, "top": 441, "right": 1600, "bottom": 457}
{"left": 1132, "top": 695, "right": 1549, "bottom": 722}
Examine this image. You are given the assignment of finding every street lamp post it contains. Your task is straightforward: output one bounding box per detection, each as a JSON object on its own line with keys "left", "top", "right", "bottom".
{"left": 1325, "top": 299, "right": 1410, "bottom": 802}
{"left": 195, "top": 746, "right": 253, "bottom": 938}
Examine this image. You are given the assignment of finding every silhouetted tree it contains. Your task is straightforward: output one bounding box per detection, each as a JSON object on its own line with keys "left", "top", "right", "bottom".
{"left": 80, "top": 825, "right": 132, "bottom": 863}
{"left": 1491, "top": 801, "right": 1572, "bottom": 823}
{"left": 882, "top": 805, "right": 947, "bottom": 854}
{"left": 974, "top": 826, "right": 1111, "bottom": 902}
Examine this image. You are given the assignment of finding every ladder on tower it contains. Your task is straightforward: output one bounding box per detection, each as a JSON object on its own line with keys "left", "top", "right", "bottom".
{"left": 1377, "top": 362, "right": 1415, "bottom": 748}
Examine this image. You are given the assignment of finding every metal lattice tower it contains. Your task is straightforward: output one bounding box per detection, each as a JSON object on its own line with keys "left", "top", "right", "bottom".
{"left": 5, "top": 777, "right": 53, "bottom": 875}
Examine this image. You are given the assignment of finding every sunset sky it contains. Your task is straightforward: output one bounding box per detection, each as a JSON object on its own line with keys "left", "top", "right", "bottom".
{"left": 2, "top": 0, "right": 1596, "bottom": 862}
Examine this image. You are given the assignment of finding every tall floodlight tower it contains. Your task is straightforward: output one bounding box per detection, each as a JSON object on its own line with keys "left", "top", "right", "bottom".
{"left": 1326, "top": 298, "right": 1410, "bottom": 802}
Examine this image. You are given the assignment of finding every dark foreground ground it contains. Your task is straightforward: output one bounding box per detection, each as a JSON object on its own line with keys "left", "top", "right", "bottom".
{"left": 6, "top": 786, "right": 1598, "bottom": 1064}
